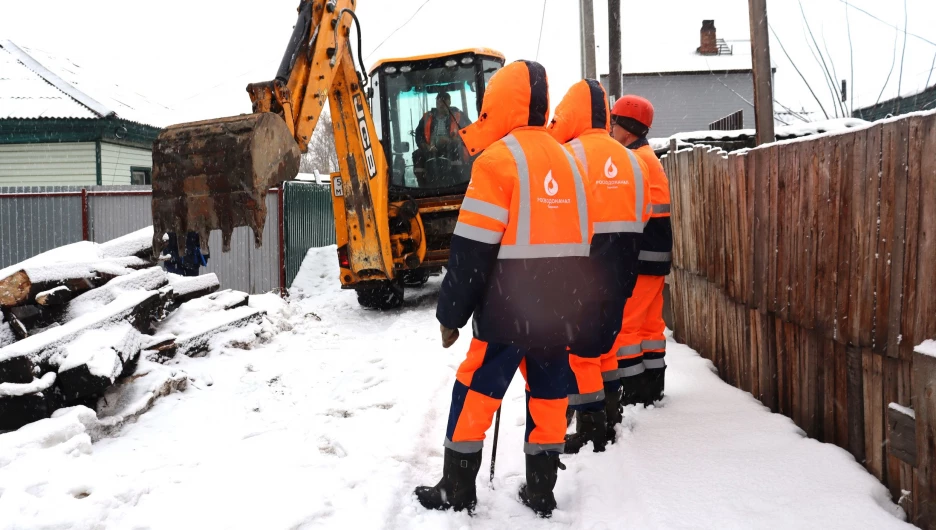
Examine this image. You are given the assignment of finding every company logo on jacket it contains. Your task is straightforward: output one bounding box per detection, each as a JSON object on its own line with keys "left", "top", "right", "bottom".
{"left": 596, "top": 156, "right": 629, "bottom": 187}
{"left": 538, "top": 171, "right": 570, "bottom": 208}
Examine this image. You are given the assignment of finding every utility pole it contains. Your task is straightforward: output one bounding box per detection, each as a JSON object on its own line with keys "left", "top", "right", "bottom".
{"left": 579, "top": 0, "right": 596, "bottom": 79}
{"left": 608, "top": 0, "right": 622, "bottom": 101}
{"left": 748, "top": 0, "right": 775, "bottom": 145}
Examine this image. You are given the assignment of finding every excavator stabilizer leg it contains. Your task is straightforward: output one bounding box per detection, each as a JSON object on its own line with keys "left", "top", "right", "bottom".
{"left": 151, "top": 112, "right": 300, "bottom": 258}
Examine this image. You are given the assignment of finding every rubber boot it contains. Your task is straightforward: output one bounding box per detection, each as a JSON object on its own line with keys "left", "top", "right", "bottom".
{"left": 642, "top": 367, "right": 666, "bottom": 406}
{"left": 519, "top": 453, "right": 564, "bottom": 518}
{"left": 563, "top": 409, "right": 607, "bottom": 454}
{"left": 621, "top": 372, "right": 646, "bottom": 407}
{"left": 604, "top": 383, "right": 622, "bottom": 444}
{"left": 414, "top": 448, "right": 482, "bottom": 513}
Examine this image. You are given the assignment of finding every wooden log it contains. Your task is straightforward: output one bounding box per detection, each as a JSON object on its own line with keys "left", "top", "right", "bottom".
{"left": 0, "top": 259, "right": 141, "bottom": 310}
{"left": 165, "top": 273, "right": 221, "bottom": 309}
{"left": 0, "top": 372, "right": 58, "bottom": 430}
{"left": 35, "top": 286, "right": 76, "bottom": 307}
{"left": 175, "top": 308, "right": 267, "bottom": 358}
{"left": 0, "top": 290, "right": 162, "bottom": 370}
{"left": 913, "top": 346, "right": 936, "bottom": 529}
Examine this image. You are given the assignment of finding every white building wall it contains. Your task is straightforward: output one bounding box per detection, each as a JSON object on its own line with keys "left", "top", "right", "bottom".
{"left": 0, "top": 142, "right": 96, "bottom": 186}
{"left": 100, "top": 142, "right": 151, "bottom": 185}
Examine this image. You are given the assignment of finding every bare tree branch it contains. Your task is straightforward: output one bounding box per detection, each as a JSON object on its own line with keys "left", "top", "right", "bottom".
{"left": 769, "top": 23, "right": 830, "bottom": 120}
{"left": 874, "top": 28, "right": 900, "bottom": 108}
{"left": 799, "top": 1, "right": 842, "bottom": 118}
{"left": 845, "top": 0, "right": 855, "bottom": 114}
{"left": 822, "top": 29, "right": 849, "bottom": 118}
{"left": 895, "top": 0, "right": 909, "bottom": 115}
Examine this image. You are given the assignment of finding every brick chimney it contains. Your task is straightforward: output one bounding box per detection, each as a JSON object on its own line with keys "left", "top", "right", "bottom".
{"left": 698, "top": 20, "right": 718, "bottom": 55}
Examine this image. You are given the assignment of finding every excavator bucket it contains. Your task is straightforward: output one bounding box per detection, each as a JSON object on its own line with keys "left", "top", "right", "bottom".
{"left": 151, "top": 112, "right": 300, "bottom": 258}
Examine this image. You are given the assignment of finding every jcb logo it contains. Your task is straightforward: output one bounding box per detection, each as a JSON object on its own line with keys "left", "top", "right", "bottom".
{"left": 354, "top": 94, "right": 378, "bottom": 179}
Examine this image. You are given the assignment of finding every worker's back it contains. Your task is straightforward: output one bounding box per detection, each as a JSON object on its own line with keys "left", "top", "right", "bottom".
{"left": 436, "top": 61, "right": 593, "bottom": 348}
{"left": 549, "top": 79, "right": 651, "bottom": 355}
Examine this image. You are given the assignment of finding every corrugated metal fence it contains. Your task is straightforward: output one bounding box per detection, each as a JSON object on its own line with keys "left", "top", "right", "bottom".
{"left": 283, "top": 181, "right": 335, "bottom": 286}
{"left": 0, "top": 186, "right": 289, "bottom": 294}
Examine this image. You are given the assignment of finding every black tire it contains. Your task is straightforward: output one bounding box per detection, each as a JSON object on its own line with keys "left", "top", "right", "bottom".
{"left": 356, "top": 282, "right": 404, "bottom": 310}
{"left": 399, "top": 269, "right": 431, "bottom": 287}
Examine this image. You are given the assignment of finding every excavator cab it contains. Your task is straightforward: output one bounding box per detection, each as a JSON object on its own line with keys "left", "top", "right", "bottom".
{"left": 332, "top": 49, "right": 504, "bottom": 308}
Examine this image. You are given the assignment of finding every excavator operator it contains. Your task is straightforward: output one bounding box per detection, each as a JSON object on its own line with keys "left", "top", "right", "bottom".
{"left": 413, "top": 92, "right": 471, "bottom": 186}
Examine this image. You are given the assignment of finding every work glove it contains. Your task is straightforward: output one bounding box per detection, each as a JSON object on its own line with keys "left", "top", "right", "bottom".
{"left": 440, "top": 325, "right": 459, "bottom": 348}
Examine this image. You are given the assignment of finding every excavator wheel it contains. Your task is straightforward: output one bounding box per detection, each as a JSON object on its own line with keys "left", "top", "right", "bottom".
{"left": 356, "top": 281, "right": 404, "bottom": 310}
{"left": 399, "top": 269, "right": 431, "bottom": 287}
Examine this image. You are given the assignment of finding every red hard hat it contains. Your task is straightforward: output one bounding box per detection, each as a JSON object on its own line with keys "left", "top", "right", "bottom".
{"left": 612, "top": 95, "right": 654, "bottom": 129}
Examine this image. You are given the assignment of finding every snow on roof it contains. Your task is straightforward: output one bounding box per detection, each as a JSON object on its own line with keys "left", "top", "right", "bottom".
{"left": 0, "top": 40, "right": 170, "bottom": 127}
{"left": 625, "top": 38, "right": 754, "bottom": 75}
{"left": 666, "top": 118, "right": 869, "bottom": 142}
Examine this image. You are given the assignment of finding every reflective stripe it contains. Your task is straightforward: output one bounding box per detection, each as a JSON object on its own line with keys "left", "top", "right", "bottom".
{"left": 642, "top": 339, "right": 667, "bottom": 351}
{"left": 498, "top": 243, "right": 591, "bottom": 259}
{"left": 563, "top": 149, "right": 590, "bottom": 247}
{"left": 524, "top": 442, "right": 565, "bottom": 455}
{"left": 643, "top": 358, "right": 667, "bottom": 369}
{"left": 650, "top": 203, "right": 671, "bottom": 214}
{"left": 570, "top": 138, "right": 588, "bottom": 174}
{"left": 594, "top": 220, "right": 645, "bottom": 234}
{"left": 616, "top": 344, "right": 642, "bottom": 357}
{"left": 602, "top": 369, "right": 622, "bottom": 382}
{"left": 639, "top": 250, "right": 672, "bottom": 262}
{"left": 461, "top": 197, "right": 509, "bottom": 224}
{"left": 621, "top": 364, "right": 646, "bottom": 378}
{"left": 568, "top": 389, "right": 606, "bottom": 406}
{"left": 627, "top": 149, "right": 645, "bottom": 225}
{"left": 503, "top": 134, "right": 531, "bottom": 245}
{"left": 454, "top": 222, "right": 503, "bottom": 244}
{"left": 444, "top": 438, "right": 483, "bottom": 453}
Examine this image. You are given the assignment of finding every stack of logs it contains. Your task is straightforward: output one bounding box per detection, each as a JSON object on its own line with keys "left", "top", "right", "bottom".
{"left": 0, "top": 229, "right": 266, "bottom": 431}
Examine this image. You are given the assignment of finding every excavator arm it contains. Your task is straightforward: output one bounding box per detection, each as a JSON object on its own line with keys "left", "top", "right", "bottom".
{"left": 152, "top": 0, "right": 402, "bottom": 284}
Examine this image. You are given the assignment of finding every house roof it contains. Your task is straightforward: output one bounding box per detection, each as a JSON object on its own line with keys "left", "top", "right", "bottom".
{"left": 0, "top": 40, "right": 169, "bottom": 127}
{"left": 624, "top": 38, "right": 754, "bottom": 76}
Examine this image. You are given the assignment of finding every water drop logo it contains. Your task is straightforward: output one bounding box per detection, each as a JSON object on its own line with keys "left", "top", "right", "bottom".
{"left": 604, "top": 157, "right": 618, "bottom": 179}
{"left": 544, "top": 171, "right": 559, "bottom": 196}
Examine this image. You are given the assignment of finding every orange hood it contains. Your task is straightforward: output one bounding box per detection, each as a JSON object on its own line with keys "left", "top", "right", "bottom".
{"left": 547, "top": 79, "right": 610, "bottom": 144}
{"left": 459, "top": 60, "right": 550, "bottom": 155}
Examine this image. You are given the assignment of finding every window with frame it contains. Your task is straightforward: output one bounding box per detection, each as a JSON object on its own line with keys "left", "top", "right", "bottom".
{"left": 130, "top": 167, "right": 152, "bottom": 185}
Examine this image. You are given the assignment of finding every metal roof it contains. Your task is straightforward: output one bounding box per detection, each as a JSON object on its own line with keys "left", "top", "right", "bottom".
{"left": 0, "top": 40, "right": 168, "bottom": 127}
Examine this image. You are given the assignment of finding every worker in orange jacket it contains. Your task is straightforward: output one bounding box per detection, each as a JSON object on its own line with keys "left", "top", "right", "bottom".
{"left": 548, "top": 79, "right": 651, "bottom": 453}
{"left": 415, "top": 60, "right": 596, "bottom": 518}
{"left": 609, "top": 95, "right": 672, "bottom": 406}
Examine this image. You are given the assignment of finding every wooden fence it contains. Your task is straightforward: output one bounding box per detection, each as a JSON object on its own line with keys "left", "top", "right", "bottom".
{"left": 662, "top": 110, "right": 936, "bottom": 527}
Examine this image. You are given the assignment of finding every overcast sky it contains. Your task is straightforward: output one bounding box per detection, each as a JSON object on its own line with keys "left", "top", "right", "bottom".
{"left": 2, "top": 0, "right": 934, "bottom": 127}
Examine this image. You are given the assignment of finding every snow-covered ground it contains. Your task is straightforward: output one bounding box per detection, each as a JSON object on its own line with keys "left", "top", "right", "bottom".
{"left": 0, "top": 247, "right": 912, "bottom": 529}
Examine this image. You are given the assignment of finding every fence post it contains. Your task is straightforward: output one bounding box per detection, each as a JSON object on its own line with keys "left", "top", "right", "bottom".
{"left": 277, "top": 186, "right": 287, "bottom": 297}
{"left": 80, "top": 188, "right": 89, "bottom": 241}
{"left": 915, "top": 345, "right": 936, "bottom": 529}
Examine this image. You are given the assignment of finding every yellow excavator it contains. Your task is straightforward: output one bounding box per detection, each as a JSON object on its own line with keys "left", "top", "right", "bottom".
{"left": 151, "top": 0, "right": 504, "bottom": 309}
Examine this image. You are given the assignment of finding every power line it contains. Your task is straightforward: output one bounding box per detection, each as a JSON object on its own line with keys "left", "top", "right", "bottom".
{"left": 535, "top": 0, "right": 548, "bottom": 61}
{"left": 833, "top": 0, "right": 936, "bottom": 48}
{"left": 364, "top": 0, "right": 433, "bottom": 62}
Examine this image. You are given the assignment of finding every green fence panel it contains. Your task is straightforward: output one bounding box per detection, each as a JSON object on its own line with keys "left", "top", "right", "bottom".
{"left": 283, "top": 180, "right": 336, "bottom": 287}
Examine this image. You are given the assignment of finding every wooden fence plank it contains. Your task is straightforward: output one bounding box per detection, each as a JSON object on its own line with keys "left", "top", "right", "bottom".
{"left": 803, "top": 139, "right": 821, "bottom": 331}
{"left": 835, "top": 133, "right": 855, "bottom": 345}
{"left": 775, "top": 144, "right": 792, "bottom": 319}
{"left": 740, "top": 154, "right": 754, "bottom": 307}
{"left": 913, "top": 348, "right": 936, "bottom": 529}
{"left": 899, "top": 116, "right": 922, "bottom": 360}
{"left": 752, "top": 149, "right": 768, "bottom": 311}
{"left": 879, "top": 120, "right": 908, "bottom": 355}
{"left": 858, "top": 125, "right": 883, "bottom": 347}
{"left": 847, "top": 345, "right": 866, "bottom": 463}
{"left": 817, "top": 139, "right": 841, "bottom": 338}
{"left": 913, "top": 114, "right": 936, "bottom": 344}
{"left": 768, "top": 147, "right": 780, "bottom": 315}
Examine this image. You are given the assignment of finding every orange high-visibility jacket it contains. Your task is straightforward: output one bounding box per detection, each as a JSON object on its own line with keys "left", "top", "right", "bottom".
{"left": 549, "top": 79, "right": 651, "bottom": 355}
{"left": 436, "top": 60, "right": 595, "bottom": 348}
{"left": 628, "top": 141, "right": 672, "bottom": 275}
